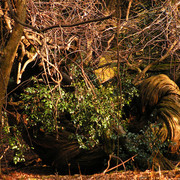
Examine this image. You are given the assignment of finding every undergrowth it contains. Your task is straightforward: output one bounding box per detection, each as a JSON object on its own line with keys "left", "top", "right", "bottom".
{"left": 2, "top": 77, "right": 170, "bottom": 169}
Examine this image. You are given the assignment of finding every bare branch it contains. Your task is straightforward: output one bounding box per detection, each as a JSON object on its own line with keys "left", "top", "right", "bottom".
{"left": 17, "top": 52, "right": 38, "bottom": 84}
{"left": 133, "top": 39, "right": 179, "bottom": 85}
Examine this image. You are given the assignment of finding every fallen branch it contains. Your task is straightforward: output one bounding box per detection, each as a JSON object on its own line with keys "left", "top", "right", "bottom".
{"left": 103, "top": 154, "right": 137, "bottom": 173}
{"left": 103, "top": 154, "right": 127, "bottom": 174}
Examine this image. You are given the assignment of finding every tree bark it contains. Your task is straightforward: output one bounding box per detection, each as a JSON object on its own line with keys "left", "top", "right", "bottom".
{"left": 0, "top": 0, "right": 26, "bottom": 124}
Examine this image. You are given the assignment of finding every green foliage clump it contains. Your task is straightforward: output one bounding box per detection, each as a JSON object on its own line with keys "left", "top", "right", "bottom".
{"left": 21, "top": 81, "right": 68, "bottom": 133}
{"left": 69, "top": 81, "right": 120, "bottom": 149}
{"left": 119, "top": 123, "right": 170, "bottom": 170}
{"left": 2, "top": 122, "right": 28, "bottom": 164}
{"left": 20, "top": 78, "right": 122, "bottom": 149}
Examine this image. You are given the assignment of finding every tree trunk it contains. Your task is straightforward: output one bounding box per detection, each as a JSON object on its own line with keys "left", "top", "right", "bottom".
{"left": 0, "top": 0, "right": 26, "bottom": 124}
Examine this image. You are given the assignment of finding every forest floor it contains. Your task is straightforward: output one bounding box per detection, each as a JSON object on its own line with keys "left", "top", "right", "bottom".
{"left": 1, "top": 149, "right": 180, "bottom": 180}
{"left": 1, "top": 165, "right": 180, "bottom": 179}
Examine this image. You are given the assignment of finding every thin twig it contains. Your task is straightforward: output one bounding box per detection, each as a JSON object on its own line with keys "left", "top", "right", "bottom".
{"left": 103, "top": 154, "right": 112, "bottom": 174}
{"left": 0, "top": 146, "right": 10, "bottom": 160}
{"left": 126, "top": 0, "right": 133, "bottom": 21}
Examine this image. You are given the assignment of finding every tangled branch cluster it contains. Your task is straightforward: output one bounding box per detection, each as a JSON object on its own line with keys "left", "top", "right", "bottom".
{"left": 116, "top": 1, "right": 180, "bottom": 83}
{"left": 24, "top": 0, "right": 115, "bottom": 88}
{"left": 1, "top": 0, "right": 179, "bottom": 88}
